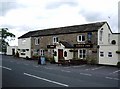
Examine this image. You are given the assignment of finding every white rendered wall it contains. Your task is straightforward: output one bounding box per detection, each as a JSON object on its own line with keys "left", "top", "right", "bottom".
{"left": 99, "top": 46, "right": 118, "bottom": 65}
{"left": 98, "top": 23, "right": 119, "bottom": 65}
{"left": 18, "top": 37, "right": 31, "bottom": 58}
{"left": 6, "top": 46, "right": 18, "bottom": 55}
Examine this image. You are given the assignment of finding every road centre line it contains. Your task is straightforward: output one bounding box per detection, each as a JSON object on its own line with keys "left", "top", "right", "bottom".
{"left": 106, "top": 77, "right": 119, "bottom": 80}
{"left": 61, "top": 70, "right": 71, "bottom": 73}
{"left": 44, "top": 67, "right": 53, "bottom": 70}
{"left": 80, "top": 73, "right": 92, "bottom": 76}
{"left": 112, "top": 70, "right": 120, "bottom": 74}
{"left": 0, "top": 66, "right": 12, "bottom": 70}
{"left": 23, "top": 73, "right": 69, "bottom": 87}
{"left": 73, "top": 65, "right": 86, "bottom": 68}
{"left": 10, "top": 61, "right": 14, "bottom": 62}
{"left": 24, "top": 63, "right": 29, "bottom": 65}
{"left": 91, "top": 66, "right": 105, "bottom": 70}
{"left": 34, "top": 65, "right": 39, "bottom": 67}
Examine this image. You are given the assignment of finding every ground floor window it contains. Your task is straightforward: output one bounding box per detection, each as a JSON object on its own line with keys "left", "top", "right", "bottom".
{"left": 78, "top": 49, "right": 86, "bottom": 59}
{"left": 100, "top": 51, "right": 104, "bottom": 57}
{"left": 40, "top": 49, "right": 45, "bottom": 56}
{"left": 108, "top": 52, "right": 112, "bottom": 57}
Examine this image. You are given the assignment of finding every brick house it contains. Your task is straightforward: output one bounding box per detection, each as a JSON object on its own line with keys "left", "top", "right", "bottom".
{"left": 18, "top": 21, "right": 120, "bottom": 65}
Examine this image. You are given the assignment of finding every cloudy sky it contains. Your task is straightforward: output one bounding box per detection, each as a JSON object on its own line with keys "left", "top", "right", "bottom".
{"left": 0, "top": 0, "right": 119, "bottom": 46}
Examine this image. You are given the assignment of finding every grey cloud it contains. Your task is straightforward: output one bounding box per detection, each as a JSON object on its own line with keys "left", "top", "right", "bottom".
{"left": 0, "top": 24, "right": 15, "bottom": 29}
{"left": 0, "top": 0, "right": 24, "bottom": 16}
{"left": 79, "top": 10, "right": 103, "bottom": 22}
{"left": 46, "top": 0, "right": 78, "bottom": 9}
{"left": 80, "top": 9, "right": 118, "bottom": 33}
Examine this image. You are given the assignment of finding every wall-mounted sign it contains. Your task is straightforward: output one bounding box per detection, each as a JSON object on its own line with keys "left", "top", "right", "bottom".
{"left": 74, "top": 44, "right": 93, "bottom": 48}
{"left": 47, "top": 45, "right": 56, "bottom": 48}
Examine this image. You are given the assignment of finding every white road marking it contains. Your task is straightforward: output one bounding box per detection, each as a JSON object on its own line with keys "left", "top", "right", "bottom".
{"left": 73, "top": 65, "right": 86, "bottom": 68}
{"left": 10, "top": 61, "right": 13, "bottom": 62}
{"left": 80, "top": 73, "right": 92, "bottom": 76}
{"left": 91, "top": 66, "right": 105, "bottom": 71}
{"left": 61, "top": 70, "right": 71, "bottom": 73}
{"left": 85, "top": 69, "right": 90, "bottom": 71}
{"left": 0, "top": 66, "right": 12, "bottom": 70}
{"left": 23, "top": 73, "right": 69, "bottom": 87}
{"left": 17, "top": 62, "right": 20, "bottom": 64}
{"left": 24, "top": 63, "right": 29, "bottom": 65}
{"left": 34, "top": 65, "right": 39, "bottom": 67}
{"left": 44, "top": 67, "right": 53, "bottom": 70}
{"left": 106, "top": 77, "right": 119, "bottom": 80}
{"left": 63, "top": 67, "right": 70, "bottom": 69}
{"left": 111, "top": 70, "right": 120, "bottom": 74}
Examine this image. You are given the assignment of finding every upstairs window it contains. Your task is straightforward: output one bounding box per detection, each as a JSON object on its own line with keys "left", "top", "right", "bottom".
{"left": 77, "top": 35, "right": 85, "bottom": 42}
{"left": 35, "top": 38, "right": 40, "bottom": 45}
{"left": 108, "top": 33, "right": 111, "bottom": 43}
{"left": 53, "top": 36, "right": 58, "bottom": 43}
{"left": 99, "top": 28, "right": 103, "bottom": 41}
{"left": 22, "top": 39, "right": 26, "bottom": 44}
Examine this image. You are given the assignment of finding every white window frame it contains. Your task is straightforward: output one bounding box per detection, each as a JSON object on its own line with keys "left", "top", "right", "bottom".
{"left": 100, "top": 51, "right": 104, "bottom": 57}
{"left": 108, "top": 52, "right": 112, "bottom": 57}
{"left": 99, "top": 28, "right": 103, "bottom": 41}
{"left": 40, "top": 49, "right": 44, "bottom": 56}
{"left": 77, "top": 35, "right": 85, "bottom": 42}
{"left": 35, "top": 38, "right": 40, "bottom": 45}
{"left": 22, "top": 39, "right": 26, "bottom": 44}
{"left": 108, "top": 33, "right": 111, "bottom": 43}
{"left": 53, "top": 36, "right": 58, "bottom": 43}
{"left": 78, "top": 49, "right": 86, "bottom": 59}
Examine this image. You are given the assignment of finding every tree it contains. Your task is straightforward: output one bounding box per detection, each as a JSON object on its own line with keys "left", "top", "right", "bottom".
{"left": 0, "top": 28, "right": 15, "bottom": 54}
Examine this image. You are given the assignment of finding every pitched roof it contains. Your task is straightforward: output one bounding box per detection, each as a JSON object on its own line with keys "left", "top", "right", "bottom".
{"left": 18, "top": 21, "right": 106, "bottom": 39}
{"left": 59, "top": 41, "right": 74, "bottom": 48}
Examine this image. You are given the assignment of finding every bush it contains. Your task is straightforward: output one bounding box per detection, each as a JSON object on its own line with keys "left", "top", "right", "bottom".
{"left": 32, "top": 54, "right": 40, "bottom": 60}
{"left": 90, "top": 59, "right": 96, "bottom": 65}
{"left": 117, "top": 62, "right": 120, "bottom": 68}
{"left": 47, "top": 56, "right": 55, "bottom": 64}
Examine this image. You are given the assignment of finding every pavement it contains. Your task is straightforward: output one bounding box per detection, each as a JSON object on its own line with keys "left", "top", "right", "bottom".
{"left": 1, "top": 55, "right": 120, "bottom": 88}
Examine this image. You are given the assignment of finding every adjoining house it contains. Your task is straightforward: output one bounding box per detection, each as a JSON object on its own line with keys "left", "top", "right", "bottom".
{"left": 18, "top": 21, "right": 120, "bottom": 66}
{"left": 6, "top": 46, "right": 18, "bottom": 56}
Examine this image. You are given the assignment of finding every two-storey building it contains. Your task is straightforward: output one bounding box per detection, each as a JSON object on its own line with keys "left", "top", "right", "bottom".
{"left": 18, "top": 21, "right": 120, "bottom": 65}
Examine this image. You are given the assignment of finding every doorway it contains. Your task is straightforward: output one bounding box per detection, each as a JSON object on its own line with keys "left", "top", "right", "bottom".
{"left": 58, "top": 49, "right": 63, "bottom": 61}
{"left": 12, "top": 48, "right": 15, "bottom": 55}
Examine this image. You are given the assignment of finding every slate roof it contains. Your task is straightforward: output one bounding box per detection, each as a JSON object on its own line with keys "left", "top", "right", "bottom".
{"left": 59, "top": 41, "right": 74, "bottom": 48}
{"left": 18, "top": 21, "right": 107, "bottom": 39}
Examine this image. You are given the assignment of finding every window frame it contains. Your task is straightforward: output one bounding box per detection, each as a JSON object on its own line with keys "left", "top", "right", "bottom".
{"left": 78, "top": 49, "right": 86, "bottom": 59}
{"left": 108, "top": 33, "right": 111, "bottom": 43}
{"left": 35, "top": 38, "right": 40, "bottom": 45}
{"left": 53, "top": 36, "right": 58, "bottom": 43}
{"left": 77, "top": 35, "right": 85, "bottom": 42}
{"left": 64, "top": 51, "right": 67, "bottom": 57}
{"left": 99, "top": 28, "right": 103, "bottom": 41}
{"left": 100, "top": 51, "right": 104, "bottom": 57}
{"left": 108, "top": 52, "right": 112, "bottom": 57}
{"left": 22, "top": 39, "right": 26, "bottom": 44}
{"left": 40, "top": 49, "right": 45, "bottom": 56}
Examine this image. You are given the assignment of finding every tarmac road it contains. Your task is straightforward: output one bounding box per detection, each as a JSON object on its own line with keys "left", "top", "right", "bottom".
{"left": 1, "top": 55, "right": 120, "bottom": 88}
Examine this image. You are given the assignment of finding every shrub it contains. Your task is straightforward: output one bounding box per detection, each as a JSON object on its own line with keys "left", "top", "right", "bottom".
{"left": 117, "top": 62, "right": 120, "bottom": 68}
{"left": 90, "top": 59, "right": 97, "bottom": 65}
{"left": 32, "top": 54, "right": 40, "bottom": 60}
{"left": 47, "top": 57, "right": 55, "bottom": 64}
